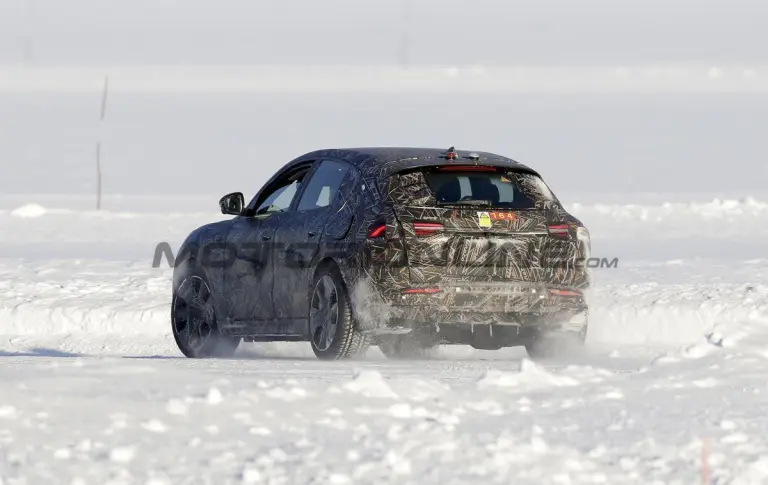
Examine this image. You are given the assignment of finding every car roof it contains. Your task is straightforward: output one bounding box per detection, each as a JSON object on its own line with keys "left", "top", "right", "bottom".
{"left": 290, "top": 147, "right": 540, "bottom": 179}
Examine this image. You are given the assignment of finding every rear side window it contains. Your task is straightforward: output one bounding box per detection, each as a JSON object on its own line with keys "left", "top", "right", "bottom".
{"left": 423, "top": 170, "right": 554, "bottom": 209}
{"left": 296, "top": 160, "right": 351, "bottom": 211}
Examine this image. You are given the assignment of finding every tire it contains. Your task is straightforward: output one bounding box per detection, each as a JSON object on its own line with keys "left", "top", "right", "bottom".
{"left": 172, "top": 266, "right": 240, "bottom": 358}
{"left": 524, "top": 330, "right": 585, "bottom": 361}
{"left": 378, "top": 335, "right": 436, "bottom": 359}
{"left": 309, "top": 265, "right": 368, "bottom": 360}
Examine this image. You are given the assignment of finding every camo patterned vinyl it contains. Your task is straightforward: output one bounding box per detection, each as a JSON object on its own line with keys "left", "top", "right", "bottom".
{"left": 174, "top": 147, "right": 590, "bottom": 338}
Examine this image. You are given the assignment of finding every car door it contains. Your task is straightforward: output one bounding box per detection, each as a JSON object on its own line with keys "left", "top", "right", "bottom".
{"left": 272, "top": 159, "right": 356, "bottom": 321}
{"left": 223, "top": 164, "right": 311, "bottom": 330}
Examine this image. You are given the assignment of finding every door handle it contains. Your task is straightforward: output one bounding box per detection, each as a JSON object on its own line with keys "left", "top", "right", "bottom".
{"left": 307, "top": 231, "right": 317, "bottom": 238}
{"left": 262, "top": 235, "right": 272, "bottom": 241}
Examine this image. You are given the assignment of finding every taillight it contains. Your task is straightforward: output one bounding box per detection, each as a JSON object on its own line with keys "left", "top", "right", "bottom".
{"left": 403, "top": 287, "right": 441, "bottom": 295}
{"left": 367, "top": 223, "right": 386, "bottom": 239}
{"left": 438, "top": 166, "right": 497, "bottom": 172}
{"left": 547, "top": 224, "right": 570, "bottom": 239}
{"left": 549, "top": 288, "right": 582, "bottom": 297}
{"left": 413, "top": 222, "right": 444, "bottom": 237}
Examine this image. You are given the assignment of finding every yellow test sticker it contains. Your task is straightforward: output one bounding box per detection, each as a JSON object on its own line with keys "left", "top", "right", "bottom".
{"left": 477, "top": 211, "right": 492, "bottom": 228}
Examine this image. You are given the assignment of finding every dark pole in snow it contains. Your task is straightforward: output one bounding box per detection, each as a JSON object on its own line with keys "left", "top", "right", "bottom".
{"left": 96, "top": 76, "right": 109, "bottom": 211}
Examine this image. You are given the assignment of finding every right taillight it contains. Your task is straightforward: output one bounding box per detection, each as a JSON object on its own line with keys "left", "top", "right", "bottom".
{"left": 549, "top": 288, "right": 581, "bottom": 297}
{"left": 413, "top": 222, "right": 444, "bottom": 237}
{"left": 547, "top": 224, "right": 570, "bottom": 239}
{"left": 402, "top": 287, "right": 441, "bottom": 295}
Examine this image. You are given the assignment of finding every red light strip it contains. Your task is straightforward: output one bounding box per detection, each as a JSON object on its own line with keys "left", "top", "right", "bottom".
{"left": 413, "top": 222, "right": 444, "bottom": 237}
{"left": 402, "top": 287, "right": 441, "bottom": 295}
{"left": 547, "top": 224, "right": 570, "bottom": 238}
{"left": 367, "top": 224, "right": 386, "bottom": 238}
{"left": 548, "top": 289, "right": 581, "bottom": 297}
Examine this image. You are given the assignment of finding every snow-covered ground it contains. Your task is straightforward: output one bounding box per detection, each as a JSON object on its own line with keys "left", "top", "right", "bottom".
{"left": 1, "top": 194, "right": 768, "bottom": 484}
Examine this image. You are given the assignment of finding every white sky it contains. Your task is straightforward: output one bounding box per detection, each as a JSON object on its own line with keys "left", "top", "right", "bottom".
{"left": 1, "top": 0, "right": 767, "bottom": 196}
{"left": 0, "top": 0, "right": 766, "bottom": 65}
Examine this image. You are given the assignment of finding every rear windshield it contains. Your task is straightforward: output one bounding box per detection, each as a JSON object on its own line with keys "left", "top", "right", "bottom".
{"left": 424, "top": 170, "right": 555, "bottom": 209}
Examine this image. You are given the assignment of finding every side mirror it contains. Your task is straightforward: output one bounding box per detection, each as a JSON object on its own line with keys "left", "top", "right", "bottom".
{"left": 219, "top": 192, "right": 245, "bottom": 216}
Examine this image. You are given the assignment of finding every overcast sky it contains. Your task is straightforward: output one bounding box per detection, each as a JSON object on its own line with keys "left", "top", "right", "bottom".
{"left": 0, "top": 0, "right": 766, "bottom": 65}
{"left": 1, "top": 1, "right": 767, "bottom": 197}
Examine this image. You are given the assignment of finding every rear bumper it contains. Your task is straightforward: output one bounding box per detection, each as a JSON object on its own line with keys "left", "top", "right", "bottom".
{"left": 381, "top": 282, "right": 588, "bottom": 331}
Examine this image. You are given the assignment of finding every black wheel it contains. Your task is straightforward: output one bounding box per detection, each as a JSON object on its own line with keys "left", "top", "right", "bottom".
{"left": 172, "top": 267, "right": 240, "bottom": 358}
{"left": 378, "top": 334, "right": 436, "bottom": 359}
{"left": 309, "top": 265, "right": 368, "bottom": 360}
{"left": 524, "top": 330, "right": 585, "bottom": 361}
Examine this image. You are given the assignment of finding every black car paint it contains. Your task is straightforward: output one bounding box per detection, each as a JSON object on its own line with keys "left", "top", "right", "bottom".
{"left": 173, "top": 147, "right": 590, "bottom": 343}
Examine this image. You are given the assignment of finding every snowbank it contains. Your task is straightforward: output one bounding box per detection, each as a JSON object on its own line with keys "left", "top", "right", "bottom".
{"left": 1, "top": 196, "right": 768, "bottom": 358}
{"left": 1, "top": 259, "right": 767, "bottom": 362}
{"left": 566, "top": 197, "right": 768, "bottom": 239}
{"left": 10, "top": 203, "right": 49, "bottom": 218}
{"left": 0, "top": 261, "right": 171, "bottom": 338}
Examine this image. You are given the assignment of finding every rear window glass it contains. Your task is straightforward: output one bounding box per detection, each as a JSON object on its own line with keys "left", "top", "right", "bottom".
{"left": 424, "top": 170, "right": 554, "bottom": 209}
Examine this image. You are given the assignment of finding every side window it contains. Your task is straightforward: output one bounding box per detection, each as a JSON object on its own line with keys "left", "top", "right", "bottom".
{"left": 255, "top": 180, "right": 301, "bottom": 214}
{"left": 251, "top": 165, "right": 312, "bottom": 215}
{"left": 296, "top": 160, "right": 351, "bottom": 211}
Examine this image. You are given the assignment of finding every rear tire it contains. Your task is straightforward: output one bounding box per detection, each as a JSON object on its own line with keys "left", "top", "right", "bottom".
{"left": 172, "top": 267, "right": 240, "bottom": 358}
{"left": 309, "top": 265, "right": 369, "bottom": 360}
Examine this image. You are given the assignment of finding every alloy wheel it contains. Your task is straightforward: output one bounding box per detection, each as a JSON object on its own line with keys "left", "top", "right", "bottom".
{"left": 309, "top": 275, "right": 340, "bottom": 351}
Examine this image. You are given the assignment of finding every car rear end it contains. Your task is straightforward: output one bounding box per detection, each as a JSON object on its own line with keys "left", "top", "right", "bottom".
{"left": 363, "top": 154, "right": 590, "bottom": 346}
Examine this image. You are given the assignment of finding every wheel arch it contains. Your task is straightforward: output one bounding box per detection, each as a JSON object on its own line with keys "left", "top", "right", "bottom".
{"left": 171, "top": 243, "right": 225, "bottom": 319}
{"left": 311, "top": 255, "right": 373, "bottom": 334}
{"left": 172, "top": 243, "right": 200, "bottom": 291}
{"left": 311, "top": 257, "right": 345, "bottom": 291}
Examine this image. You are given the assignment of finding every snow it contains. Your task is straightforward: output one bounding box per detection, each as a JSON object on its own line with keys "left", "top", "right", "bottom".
{"left": 10, "top": 203, "right": 49, "bottom": 218}
{"left": 476, "top": 361, "right": 581, "bottom": 390}
{"left": 2, "top": 65, "right": 766, "bottom": 94}
{"left": 1, "top": 195, "right": 768, "bottom": 484}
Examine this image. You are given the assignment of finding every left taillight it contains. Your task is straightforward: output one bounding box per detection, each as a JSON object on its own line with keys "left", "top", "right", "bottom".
{"left": 367, "top": 223, "right": 386, "bottom": 239}
{"left": 413, "top": 222, "right": 444, "bottom": 237}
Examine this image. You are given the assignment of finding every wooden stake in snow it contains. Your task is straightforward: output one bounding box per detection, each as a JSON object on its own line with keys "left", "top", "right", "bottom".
{"left": 96, "top": 76, "right": 109, "bottom": 211}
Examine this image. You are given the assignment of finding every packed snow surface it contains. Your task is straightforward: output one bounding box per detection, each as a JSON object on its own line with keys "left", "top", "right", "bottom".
{"left": 1, "top": 195, "right": 768, "bottom": 484}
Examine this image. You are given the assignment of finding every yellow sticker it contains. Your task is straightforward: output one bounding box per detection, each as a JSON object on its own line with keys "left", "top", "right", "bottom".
{"left": 477, "top": 211, "right": 492, "bottom": 228}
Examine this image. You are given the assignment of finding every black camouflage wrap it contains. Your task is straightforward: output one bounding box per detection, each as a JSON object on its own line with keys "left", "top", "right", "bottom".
{"left": 173, "top": 147, "right": 590, "bottom": 346}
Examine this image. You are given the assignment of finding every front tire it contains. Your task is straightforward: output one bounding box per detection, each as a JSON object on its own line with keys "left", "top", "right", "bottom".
{"left": 309, "top": 265, "right": 368, "bottom": 360}
{"left": 172, "top": 267, "right": 240, "bottom": 358}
